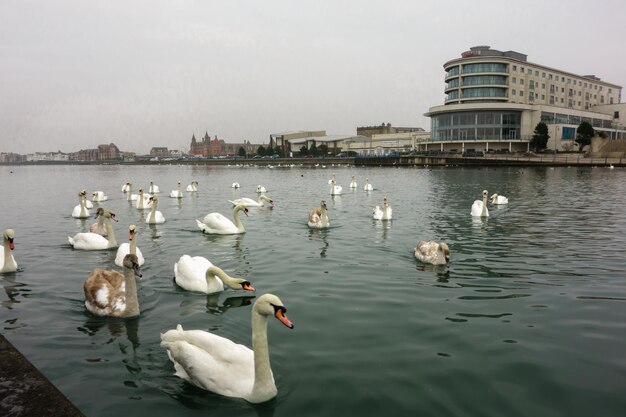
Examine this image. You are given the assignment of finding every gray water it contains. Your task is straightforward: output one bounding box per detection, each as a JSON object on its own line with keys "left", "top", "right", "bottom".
{"left": 1, "top": 163, "right": 625, "bottom": 417}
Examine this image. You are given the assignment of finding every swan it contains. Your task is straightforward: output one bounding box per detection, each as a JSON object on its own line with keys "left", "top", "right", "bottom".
{"left": 170, "top": 181, "right": 184, "bottom": 198}
{"left": 83, "top": 254, "right": 142, "bottom": 318}
{"left": 146, "top": 196, "right": 166, "bottom": 224}
{"left": 328, "top": 172, "right": 336, "bottom": 185}
{"left": 373, "top": 205, "right": 383, "bottom": 220}
{"left": 471, "top": 190, "right": 490, "bottom": 217}
{"left": 186, "top": 181, "right": 199, "bottom": 192}
{"left": 330, "top": 179, "right": 342, "bottom": 196}
{"left": 69, "top": 210, "right": 119, "bottom": 250}
{"left": 121, "top": 182, "right": 131, "bottom": 193}
{"left": 489, "top": 193, "right": 509, "bottom": 205}
{"left": 349, "top": 175, "right": 357, "bottom": 188}
{"left": 0, "top": 229, "right": 18, "bottom": 273}
{"left": 125, "top": 183, "right": 138, "bottom": 201}
{"left": 89, "top": 208, "right": 108, "bottom": 236}
{"left": 160, "top": 293, "right": 294, "bottom": 403}
{"left": 373, "top": 197, "right": 392, "bottom": 220}
{"left": 71, "top": 191, "right": 90, "bottom": 219}
{"left": 308, "top": 200, "right": 330, "bottom": 229}
{"left": 229, "top": 195, "right": 273, "bottom": 208}
{"left": 415, "top": 240, "right": 450, "bottom": 265}
{"left": 364, "top": 178, "right": 373, "bottom": 191}
{"left": 196, "top": 205, "right": 249, "bottom": 234}
{"left": 231, "top": 182, "right": 240, "bottom": 189}
{"left": 92, "top": 191, "right": 108, "bottom": 202}
{"left": 256, "top": 185, "right": 266, "bottom": 193}
{"left": 115, "top": 225, "right": 145, "bottom": 267}
{"left": 174, "top": 255, "right": 255, "bottom": 294}
{"left": 148, "top": 181, "right": 160, "bottom": 194}
{"left": 135, "top": 189, "right": 152, "bottom": 210}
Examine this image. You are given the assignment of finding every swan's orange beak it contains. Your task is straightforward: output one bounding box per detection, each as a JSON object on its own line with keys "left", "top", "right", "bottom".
{"left": 243, "top": 208, "right": 249, "bottom": 217}
{"left": 8, "top": 239, "right": 14, "bottom": 250}
{"left": 275, "top": 308, "right": 294, "bottom": 329}
{"left": 241, "top": 281, "right": 255, "bottom": 291}
{"left": 129, "top": 230, "right": 135, "bottom": 241}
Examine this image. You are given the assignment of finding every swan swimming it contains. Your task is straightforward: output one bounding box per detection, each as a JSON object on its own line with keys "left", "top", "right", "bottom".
{"left": 170, "top": 181, "right": 184, "bottom": 198}
{"left": 349, "top": 175, "right": 357, "bottom": 188}
{"left": 229, "top": 195, "right": 274, "bottom": 207}
{"left": 308, "top": 200, "right": 330, "bottom": 228}
{"left": 135, "top": 189, "right": 152, "bottom": 210}
{"left": 148, "top": 181, "right": 160, "bottom": 194}
{"left": 84, "top": 254, "right": 142, "bottom": 317}
{"left": 69, "top": 210, "right": 118, "bottom": 250}
{"left": 364, "top": 178, "right": 373, "bottom": 191}
{"left": 489, "top": 193, "right": 509, "bottom": 205}
{"left": 160, "top": 293, "right": 294, "bottom": 403}
{"left": 121, "top": 182, "right": 131, "bottom": 193}
{"left": 471, "top": 190, "right": 490, "bottom": 217}
{"left": 71, "top": 191, "right": 90, "bottom": 219}
{"left": 89, "top": 208, "right": 107, "bottom": 236}
{"left": 196, "top": 204, "right": 249, "bottom": 234}
{"left": 231, "top": 182, "right": 240, "bottom": 189}
{"left": 81, "top": 190, "right": 94, "bottom": 209}
{"left": 256, "top": 185, "right": 266, "bottom": 193}
{"left": 0, "top": 229, "right": 18, "bottom": 273}
{"left": 92, "top": 191, "right": 108, "bottom": 202}
{"left": 414, "top": 240, "right": 451, "bottom": 265}
{"left": 186, "top": 181, "right": 199, "bottom": 192}
{"left": 330, "top": 179, "right": 343, "bottom": 196}
{"left": 115, "top": 224, "right": 145, "bottom": 267}
{"left": 174, "top": 255, "right": 255, "bottom": 294}
{"left": 373, "top": 196, "right": 392, "bottom": 220}
{"left": 145, "top": 196, "right": 166, "bottom": 224}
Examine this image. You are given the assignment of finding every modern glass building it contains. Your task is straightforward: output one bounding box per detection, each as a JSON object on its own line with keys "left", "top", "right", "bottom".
{"left": 425, "top": 46, "right": 626, "bottom": 152}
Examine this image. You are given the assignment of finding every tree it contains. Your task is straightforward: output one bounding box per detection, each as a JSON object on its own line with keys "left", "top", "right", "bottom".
{"left": 319, "top": 144, "right": 328, "bottom": 157}
{"left": 257, "top": 145, "right": 266, "bottom": 156}
{"left": 530, "top": 122, "right": 550, "bottom": 152}
{"left": 300, "top": 145, "right": 308, "bottom": 156}
{"left": 238, "top": 147, "right": 246, "bottom": 157}
{"left": 266, "top": 145, "right": 275, "bottom": 156}
{"left": 576, "top": 121, "right": 594, "bottom": 151}
{"left": 309, "top": 143, "right": 318, "bottom": 156}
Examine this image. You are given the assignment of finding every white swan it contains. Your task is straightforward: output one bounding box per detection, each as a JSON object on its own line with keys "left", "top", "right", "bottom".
{"left": 84, "top": 254, "right": 142, "bottom": 318}
{"left": 121, "top": 182, "right": 131, "bottom": 193}
{"left": 81, "top": 190, "right": 94, "bottom": 209}
{"left": 229, "top": 195, "right": 273, "bottom": 208}
{"left": 364, "top": 178, "right": 373, "bottom": 191}
{"left": 471, "top": 190, "right": 490, "bottom": 217}
{"left": 231, "top": 182, "right": 240, "bottom": 189}
{"left": 174, "top": 255, "right": 255, "bottom": 294}
{"left": 89, "top": 208, "right": 107, "bottom": 236}
{"left": 170, "top": 181, "right": 184, "bottom": 198}
{"left": 115, "top": 224, "right": 145, "bottom": 267}
{"left": 0, "top": 229, "right": 18, "bottom": 273}
{"left": 489, "top": 193, "right": 509, "bottom": 205}
{"left": 327, "top": 172, "right": 336, "bottom": 185}
{"left": 69, "top": 210, "right": 119, "bottom": 250}
{"left": 349, "top": 175, "right": 357, "bottom": 188}
{"left": 186, "top": 181, "right": 199, "bottom": 192}
{"left": 196, "top": 205, "right": 249, "bottom": 234}
{"left": 160, "top": 293, "right": 294, "bottom": 403}
{"left": 373, "top": 197, "right": 392, "bottom": 220}
{"left": 135, "top": 189, "right": 152, "bottom": 210}
{"left": 308, "top": 200, "right": 330, "bottom": 229}
{"left": 146, "top": 196, "right": 166, "bottom": 224}
{"left": 125, "top": 183, "right": 138, "bottom": 201}
{"left": 330, "top": 179, "right": 342, "bottom": 196}
{"left": 92, "top": 191, "right": 108, "bottom": 202}
{"left": 415, "top": 240, "right": 450, "bottom": 265}
{"left": 71, "top": 191, "right": 90, "bottom": 219}
{"left": 148, "top": 181, "right": 160, "bottom": 194}
{"left": 256, "top": 185, "right": 266, "bottom": 193}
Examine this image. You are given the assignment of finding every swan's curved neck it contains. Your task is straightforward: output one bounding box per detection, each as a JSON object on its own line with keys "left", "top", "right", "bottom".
{"left": 320, "top": 206, "right": 329, "bottom": 224}
{"left": 207, "top": 266, "right": 242, "bottom": 290}
{"left": 2, "top": 238, "right": 12, "bottom": 269}
{"left": 250, "top": 310, "right": 274, "bottom": 402}
{"left": 105, "top": 218, "right": 117, "bottom": 247}
{"left": 123, "top": 265, "right": 139, "bottom": 317}
{"left": 233, "top": 206, "right": 245, "bottom": 232}
{"left": 129, "top": 234, "right": 136, "bottom": 255}
{"left": 482, "top": 194, "right": 488, "bottom": 216}
{"left": 127, "top": 185, "right": 132, "bottom": 201}
{"left": 79, "top": 195, "right": 88, "bottom": 217}
{"left": 138, "top": 193, "right": 144, "bottom": 208}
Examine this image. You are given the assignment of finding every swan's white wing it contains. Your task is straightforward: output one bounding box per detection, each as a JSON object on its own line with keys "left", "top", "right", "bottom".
{"left": 115, "top": 244, "right": 145, "bottom": 267}
{"left": 175, "top": 255, "right": 215, "bottom": 293}
{"left": 470, "top": 200, "right": 483, "bottom": 217}
{"left": 69, "top": 232, "right": 110, "bottom": 250}
{"left": 161, "top": 326, "right": 254, "bottom": 399}
{"left": 200, "top": 213, "right": 237, "bottom": 234}
{"left": 229, "top": 198, "right": 258, "bottom": 207}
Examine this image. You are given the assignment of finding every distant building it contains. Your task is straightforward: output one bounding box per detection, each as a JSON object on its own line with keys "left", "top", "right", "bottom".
{"left": 70, "top": 143, "right": 121, "bottom": 161}
{"left": 150, "top": 147, "right": 170, "bottom": 158}
{"left": 26, "top": 151, "right": 69, "bottom": 162}
{"left": 0, "top": 152, "right": 26, "bottom": 163}
{"left": 357, "top": 123, "right": 424, "bottom": 138}
{"left": 425, "top": 45, "right": 626, "bottom": 152}
{"left": 188, "top": 132, "right": 259, "bottom": 157}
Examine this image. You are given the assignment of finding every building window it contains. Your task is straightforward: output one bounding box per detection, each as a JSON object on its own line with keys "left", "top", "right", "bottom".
{"left": 542, "top": 95, "right": 545, "bottom": 100}
{"left": 512, "top": 77, "right": 517, "bottom": 83}
{"left": 549, "top": 74, "right": 553, "bottom": 80}
{"left": 513, "top": 65, "right": 517, "bottom": 71}
{"left": 542, "top": 83, "right": 545, "bottom": 89}
{"left": 520, "top": 79, "right": 525, "bottom": 85}
{"left": 512, "top": 89, "right": 516, "bottom": 95}
{"left": 528, "top": 68, "right": 532, "bottom": 74}
{"left": 535, "top": 70, "right": 539, "bottom": 76}
{"left": 550, "top": 96, "right": 555, "bottom": 104}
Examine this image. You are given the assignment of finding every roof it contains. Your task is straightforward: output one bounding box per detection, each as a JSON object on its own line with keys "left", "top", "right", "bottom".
{"left": 286, "top": 135, "right": 366, "bottom": 145}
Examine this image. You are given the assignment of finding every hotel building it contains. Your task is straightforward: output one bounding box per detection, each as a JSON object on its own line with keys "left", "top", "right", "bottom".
{"left": 424, "top": 46, "right": 626, "bottom": 152}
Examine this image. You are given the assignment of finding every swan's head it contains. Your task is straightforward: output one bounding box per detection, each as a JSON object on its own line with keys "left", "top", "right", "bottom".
{"left": 439, "top": 243, "right": 451, "bottom": 264}
{"left": 261, "top": 195, "right": 274, "bottom": 206}
{"left": 123, "top": 254, "right": 142, "bottom": 278}
{"left": 254, "top": 294, "right": 294, "bottom": 329}
{"left": 149, "top": 195, "right": 158, "bottom": 203}
{"left": 94, "top": 207, "right": 104, "bottom": 218}
{"left": 235, "top": 205, "right": 249, "bottom": 216}
{"left": 138, "top": 188, "right": 144, "bottom": 194}
{"left": 3, "top": 229, "right": 15, "bottom": 250}
{"left": 150, "top": 181, "right": 154, "bottom": 185}
{"left": 489, "top": 194, "right": 498, "bottom": 204}
{"left": 321, "top": 200, "right": 327, "bottom": 210}
{"left": 128, "top": 224, "right": 137, "bottom": 240}
{"left": 482, "top": 190, "right": 488, "bottom": 198}
{"left": 104, "top": 210, "right": 118, "bottom": 222}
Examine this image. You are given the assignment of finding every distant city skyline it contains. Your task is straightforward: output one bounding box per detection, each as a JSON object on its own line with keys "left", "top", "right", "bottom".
{"left": 2, "top": 0, "right": 626, "bottom": 155}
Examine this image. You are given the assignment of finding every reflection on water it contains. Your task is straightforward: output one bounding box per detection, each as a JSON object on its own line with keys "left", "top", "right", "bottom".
{"left": 177, "top": 293, "right": 255, "bottom": 316}
{"left": 308, "top": 228, "right": 329, "bottom": 258}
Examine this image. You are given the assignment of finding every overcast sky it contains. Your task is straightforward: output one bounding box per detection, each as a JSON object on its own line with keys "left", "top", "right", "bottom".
{"left": 2, "top": 0, "right": 625, "bottom": 155}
